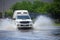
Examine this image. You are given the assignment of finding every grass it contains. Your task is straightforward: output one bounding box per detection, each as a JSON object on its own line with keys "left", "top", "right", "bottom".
{"left": 54, "top": 23, "right": 60, "bottom": 26}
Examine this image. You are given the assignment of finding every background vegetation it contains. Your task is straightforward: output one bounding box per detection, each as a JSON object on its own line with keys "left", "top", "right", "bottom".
{"left": 5, "top": 0, "right": 60, "bottom": 23}
{"left": 0, "top": 12, "right": 2, "bottom": 18}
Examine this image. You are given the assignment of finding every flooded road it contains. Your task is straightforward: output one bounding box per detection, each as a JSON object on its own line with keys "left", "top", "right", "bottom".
{"left": 0, "top": 29, "right": 60, "bottom": 40}
{"left": 0, "top": 18, "right": 60, "bottom": 40}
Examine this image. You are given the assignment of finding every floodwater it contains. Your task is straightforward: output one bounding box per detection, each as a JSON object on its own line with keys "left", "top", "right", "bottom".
{"left": 0, "top": 15, "right": 60, "bottom": 40}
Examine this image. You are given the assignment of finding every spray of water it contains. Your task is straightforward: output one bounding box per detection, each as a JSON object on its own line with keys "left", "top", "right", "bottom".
{"left": 0, "top": 15, "right": 55, "bottom": 31}
{"left": 0, "top": 18, "right": 17, "bottom": 31}
{"left": 33, "top": 15, "right": 54, "bottom": 30}
{"left": 0, "top": 16, "right": 59, "bottom": 40}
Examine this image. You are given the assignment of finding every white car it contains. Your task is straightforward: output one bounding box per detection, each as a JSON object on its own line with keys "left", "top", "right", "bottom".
{"left": 13, "top": 10, "right": 33, "bottom": 29}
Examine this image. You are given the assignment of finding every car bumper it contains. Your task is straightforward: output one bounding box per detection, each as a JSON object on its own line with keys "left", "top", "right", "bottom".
{"left": 17, "top": 26, "right": 33, "bottom": 30}
{"left": 16, "top": 24, "right": 33, "bottom": 30}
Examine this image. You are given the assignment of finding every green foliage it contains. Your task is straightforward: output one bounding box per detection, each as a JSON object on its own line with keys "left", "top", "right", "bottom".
{"left": 48, "top": 0, "right": 60, "bottom": 23}
{"left": 48, "top": 0, "right": 60, "bottom": 14}
{"left": 4, "top": 0, "right": 60, "bottom": 23}
{"left": 5, "top": 9, "right": 13, "bottom": 17}
{"left": 0, "top": 12, "right": 2, "bottom": 18}
{"left": 12, "top": 1, "right": 33, "bottom": 12}
{"left": 54, "top": 0, "right": 60, "bottom": 2}
{"left": 6, "top": 0, "right": 55, "bottom": 17}
{"left": 11, "top": 0, "right": 50, "bottom": 13}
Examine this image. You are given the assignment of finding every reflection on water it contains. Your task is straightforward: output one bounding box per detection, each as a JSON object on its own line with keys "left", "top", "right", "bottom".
{"left": 0, "top": 17, "right": 60, "bottom": 40}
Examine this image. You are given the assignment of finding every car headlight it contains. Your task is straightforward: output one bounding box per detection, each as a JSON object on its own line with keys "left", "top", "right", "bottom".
{"left": 29, "top": 21, "right": 33, "bottom": 26}
{"left": 30, "top": 21, "right": 33, "bottom": 23}
{"left": 30, "top": 24, "right": 32, "bottom": 26}
{"left": 17, "top": 24, "right": 20, "bottom": 26}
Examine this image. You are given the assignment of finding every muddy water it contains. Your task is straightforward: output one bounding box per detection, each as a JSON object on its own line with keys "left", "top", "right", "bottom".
{"left": 0, "top": 17, "right": 60, "bottom": 40}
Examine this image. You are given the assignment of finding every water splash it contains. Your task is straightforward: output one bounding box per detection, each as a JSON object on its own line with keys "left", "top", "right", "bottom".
{"left": 0, "top": 15, "right": 55, "bottom": 31}
{"left": 0, "top": 18, "right": 17, "bottom": 31}
{"left": 0, "top": 16, "right": 59, "bottom": 40}
{"left": 33, "top": 15, "right": 54, "bottom": 30}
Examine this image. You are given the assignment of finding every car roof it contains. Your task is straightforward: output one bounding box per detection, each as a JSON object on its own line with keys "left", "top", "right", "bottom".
{"left": 14, "top": 10, "right": 28, "bottom": 12}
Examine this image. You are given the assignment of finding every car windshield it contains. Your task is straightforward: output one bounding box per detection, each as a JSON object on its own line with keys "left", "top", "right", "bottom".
{"left": 17, "top": 15, "right": 30, "bottom": 19}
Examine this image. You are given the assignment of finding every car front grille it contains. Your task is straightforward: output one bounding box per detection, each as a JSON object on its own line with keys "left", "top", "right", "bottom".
{"left": 21, "top": 24, "right": 29, "bottom": 26}
{"left": 20, "top": 21, "right": 29, "bottom": 23}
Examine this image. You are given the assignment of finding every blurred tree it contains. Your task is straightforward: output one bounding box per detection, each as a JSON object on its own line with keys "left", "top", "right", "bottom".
{"left": 48, "top": 0, "right": 60, "bottom": 23}
{"left": 11, "top": 0, "right": 50, "bottom": 13}
{"left": 5, "top": 9, "right": 13, "bottom": 18}
{"left": 12, "top": 1, "right": 33, "bottom": 12}
{"left": 32, "top": 0, "right": 44, "bottom": 13}
{"left": 0, "top": 12, "right": 2, "bottom": 18}
{"left": 6, "top": 0, "right": 51, "bottom": 18}
{"left": 32, "top": 0, "right": 50, "bottom": 13}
